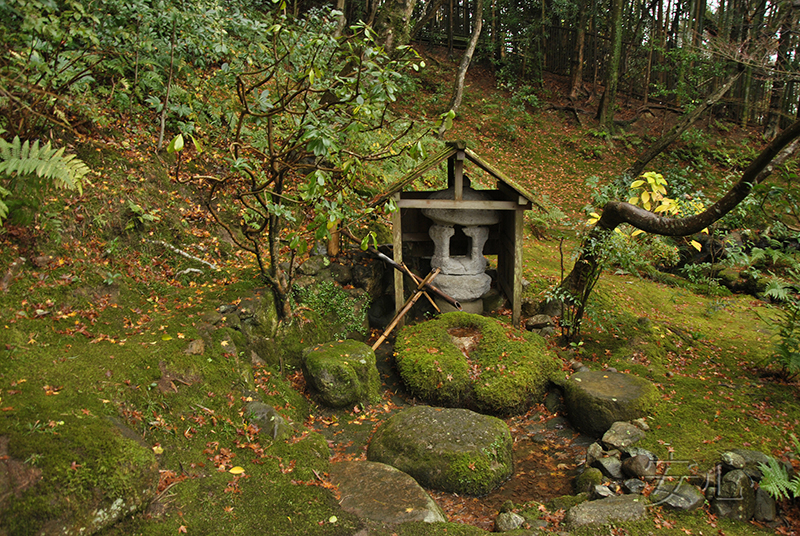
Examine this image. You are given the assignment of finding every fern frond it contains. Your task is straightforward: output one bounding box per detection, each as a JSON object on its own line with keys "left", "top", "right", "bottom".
{"left": 759, "top": 458, "right": 794, "bottom": 501}
{"left": 0, "top": 136, "right": 88, "bottom": 195}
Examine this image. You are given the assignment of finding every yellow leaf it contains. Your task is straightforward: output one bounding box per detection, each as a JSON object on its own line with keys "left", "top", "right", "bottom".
{"left": 641, "top": 191, "right": 650, "bottom": 204}
{"left": 628, "top": 196, "right": 639, "bottom": 205}
{"left": 153, "top": 445, "right": 164, "bottom": 455}
{"left": 631, "top": 229, "right": 645, "bottom": 237}
{"left": 691, "top": 240, "right": 702, "bottom": 251}
{"left": 161, "top": 334, "right": 172, "bottom": 341}
{"left": 229, "top": 466, "right": 245, "bottom": 474}
{"left": 630, "top": 179, "right": 645, "bottom": 188}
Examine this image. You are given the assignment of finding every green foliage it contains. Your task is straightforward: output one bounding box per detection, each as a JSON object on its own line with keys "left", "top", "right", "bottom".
{"left": 758, "top": 434, "right": 800, "bottom": 502}
{"left": 762, "top": 299, "right": 800, "bottom": 380}
{"left": 0, "top": 135, "right": 89, "bottom": 226}
{"left": 294, "top": 281, "right": 369, "bottom": 340}
{"left": 181, "top": 9, "right": 427, "bottom": 308}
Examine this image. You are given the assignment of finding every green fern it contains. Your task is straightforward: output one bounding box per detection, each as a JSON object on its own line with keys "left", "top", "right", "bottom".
{"left": 0, "top": 136, "right": 89, "bottom": 225}
{"left": 758, "top": 433, "right": 800, "bottom": 501}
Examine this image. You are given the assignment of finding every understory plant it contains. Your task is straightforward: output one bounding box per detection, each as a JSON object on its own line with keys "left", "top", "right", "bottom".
{"left": 759, "top": 434, "right": 800, "bottom": 502}
{"left": 0, "top": 134, "right": 89, "bottom": 226}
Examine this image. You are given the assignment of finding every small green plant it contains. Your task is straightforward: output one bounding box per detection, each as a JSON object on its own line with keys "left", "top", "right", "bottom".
{"left": 103, "top": 272, "right": 123, "bottom": 285}
{"left": 294, "top": 281, "right": 369, "bottom": 339}
{"left": 125, "top": 200, "right": 160, "bottom": 231}
{"left": 759, "top": 434, "right": 800, "bottom": 501}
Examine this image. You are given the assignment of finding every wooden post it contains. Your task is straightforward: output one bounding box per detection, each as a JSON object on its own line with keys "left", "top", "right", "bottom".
{"left": 392, "top": 193, "right": 405, "bottom": 324}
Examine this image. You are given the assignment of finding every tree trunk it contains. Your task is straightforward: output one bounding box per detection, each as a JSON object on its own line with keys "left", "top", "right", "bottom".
{"left": 597, "top": 0, "right": 624, "bottom": 131}
{"left": 625, "top": 69, "right": 742, "bottom": 179}
{"left": 373, "top": 0, "right": 419, "bottom": 53}
{"left": 764, "top": 2, "right": 797, "bottom": 139}
{"left": 569, "top": 1, "right": 587, "bottom": 99}
{"left": 562, "top": 117, "right": 800, "bottom": 306}
{"left": 438, "top": 0, "right": 483, "bottom": 136}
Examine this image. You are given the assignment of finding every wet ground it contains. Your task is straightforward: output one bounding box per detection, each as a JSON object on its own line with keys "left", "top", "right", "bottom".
{"left": 306, "top": 336, "right": 593, "bottom": 531}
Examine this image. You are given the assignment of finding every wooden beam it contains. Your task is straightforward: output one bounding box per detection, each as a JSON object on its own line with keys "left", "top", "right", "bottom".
{"left": 396, "top": 199, "right": 519, "bottom": 210}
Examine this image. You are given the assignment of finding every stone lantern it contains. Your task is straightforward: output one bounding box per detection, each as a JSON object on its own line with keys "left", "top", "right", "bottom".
{"left": 370, "top": 141, "right": 535, "bottom": 326}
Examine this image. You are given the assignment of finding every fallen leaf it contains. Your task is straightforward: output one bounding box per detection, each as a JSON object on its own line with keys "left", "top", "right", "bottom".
{"left": 229, "top": 466, "right": 245, "bottom": 474}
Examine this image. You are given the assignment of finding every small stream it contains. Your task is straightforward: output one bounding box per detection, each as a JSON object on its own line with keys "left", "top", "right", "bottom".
{"left": 308, "top": 339, "right": 593, "bottom": 530}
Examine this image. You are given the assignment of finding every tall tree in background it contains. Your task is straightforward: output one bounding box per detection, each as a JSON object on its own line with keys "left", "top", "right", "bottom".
{"left": 597, "top": 0, "right": 624, "bottom": 131}
{"left": 438, "top": 0, "right": 483, "bottom": 136}
{"left": 373, "top": 0, "right": 420, "bottom": 52}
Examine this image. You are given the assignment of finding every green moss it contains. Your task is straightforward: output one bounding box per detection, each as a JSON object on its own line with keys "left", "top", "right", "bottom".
{"left": 395, "top": 312, "right": 561, "bottom": 415}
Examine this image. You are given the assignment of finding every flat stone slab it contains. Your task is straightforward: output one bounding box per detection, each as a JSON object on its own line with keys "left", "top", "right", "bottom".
{"left": 563, "top": 371, "right": 659, "bottom": 437}
{"left": 565, "top": 494, "right": 648, "bottom": 527}
{"left": 329, "top": 461, "right": 446, "bottom": 524}
{"left": 367, "top": 406, "right": 513, "bottom": 496}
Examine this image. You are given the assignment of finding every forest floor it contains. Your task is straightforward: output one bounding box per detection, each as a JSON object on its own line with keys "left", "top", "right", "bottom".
{"left": 1, "top": 45, "right": 799, "bottom": 535}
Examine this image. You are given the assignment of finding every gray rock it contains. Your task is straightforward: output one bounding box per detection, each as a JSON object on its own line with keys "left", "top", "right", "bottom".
{"left": 366, "top": 406, "right": 513, "bottom": 496}
{"left": 593, "top": 456, "right": 624, "bottom": 480}
{"left": 245, "top": 401, "right": 291, "bottom": 440}
{"left": 297, "top": 255, "right": 329, "bottom": 275}
{"left": 622, "top": 454, "right": 656, "bottom": 479}
{"left": 351, "top": 260, "right": 385, "bottom": 297}
{"left": 482, "top": 289, "right": 506, "bottom": 312}
{"left": 526, "top": 314, "right": 554, "bottom": 330}
{"left": 730, "top": 449, "right": 773, "bottom": 481}
{"left": 754, "top": 487, "right": 777, "bottom": 522}
{"left": 562, "top": 370, "right": 659, "bottom": 437}
{"left": 302, "top": 340, "right": 380, "bottom": 408}
{"left": 183, "top": 338, "right": 205, "bottom": 355}
{"left": 565, "top": 494, "right": 648, "bottom": 527}
{"left": 720, "top": 451, "right": 746, "bottom": 471}
{"left": 586, "top": 443, "right": 604, "bottom": 468}
{"left": 574, "top": 467, "right": 604, "bottom": 494}
{"left": 592, "top": 485, "right": 614, "bottom": 499}
{"left": 623, "top": 478, "right": 646, "bottom": 494}
{"left": 711, "top": 469, "right": 756, "bottom": 520}
{"left": 650, "top": 481, "right": 705, "bottom": 511}
{"left": 423, "top": 185, "right": 501, "bottom": 227}
{"left": 237, "top": 293, "right": 279, "bottom": 339}
{"left": 602, "top": 421, "right": 646, "bottom": 450}
{"left": 544, "top": 390, "right": 565, "bottom": 414}
{"left": 631, "top": 418, "right": 650, "bottom": 431}
{"left": 329, "top": 461, "right": 446, "bottom": 524}
{"left": 624, "top": 447, "right": 657, "bottom": 462}
{"left": 495, "top": 511, "right": 525, "bottom": 532}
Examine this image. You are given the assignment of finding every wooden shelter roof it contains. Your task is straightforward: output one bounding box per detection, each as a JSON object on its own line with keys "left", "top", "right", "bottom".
{"left": 370, "top": 141, "right": 539, "bottom": 208}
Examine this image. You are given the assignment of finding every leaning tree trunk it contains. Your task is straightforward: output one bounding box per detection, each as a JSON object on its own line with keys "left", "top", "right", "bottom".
{"left": 625, "top": 69, "right": 743, "bottom": 179}
{"left": 438, "top": 0, "right": 483, "bottom": 137}
{"left": 561, "top": 117, "right": 800, "bottom": 312}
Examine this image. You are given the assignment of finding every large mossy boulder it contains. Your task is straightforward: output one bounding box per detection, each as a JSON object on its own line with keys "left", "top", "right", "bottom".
{"left": 366, "top": 406, "right": 513, "bottom": 496}
{"left": 0, "top": 418, "right": 158, "bottom": 536}
{"left": 562, "top": 370, "right": 659, "bottom": 437}
{"left": 394, "top": 312, "right": 560, "bottom": 415}
{"left": 302, "top": 339, "right": 381, "bottom": 408}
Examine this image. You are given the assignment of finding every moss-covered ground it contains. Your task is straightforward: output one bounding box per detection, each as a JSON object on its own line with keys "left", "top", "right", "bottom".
{"left": 1, "top": 49, "right": 797, "bottom": 535}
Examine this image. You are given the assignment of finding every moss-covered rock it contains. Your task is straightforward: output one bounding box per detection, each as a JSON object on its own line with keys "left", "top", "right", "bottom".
{"left": 0, "top": 418, "right": 158, "bottom": 536}
{"left": 394, "top": 312, "right": 561, "bottom": 415}
{"left": 302, "top": 340, "right": 381, "bottom": 408}
{"left": 366, "top": 406, "right": 513, "bottom": 496}
{"left": 562, "top": 370, "right": 659, "bottom": 437}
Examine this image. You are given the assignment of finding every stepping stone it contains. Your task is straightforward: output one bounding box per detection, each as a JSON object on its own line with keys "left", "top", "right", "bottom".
{"left": 329, "top": 461, "right": 446, "bottom": 524}
{"left": 562, "top": 370, "right": 659, "bottom": 437}
{"left": 367, "top": 406, "right": 513, "bottom": 496}
{"left": 565, "top": 494, "right": 648, "bottom": 527}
